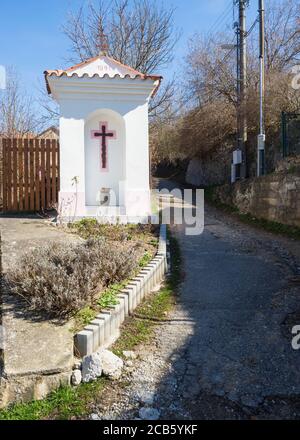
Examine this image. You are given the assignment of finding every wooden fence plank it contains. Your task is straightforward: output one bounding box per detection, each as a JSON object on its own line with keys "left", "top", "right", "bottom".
{"left": 0, "top": 138, "right": 3, "bottom": 211}
{"left": 2, "top": 138, "right": 7, "bottom": 211}
{"left": 40, "top": 138, "right": 46, "bottom": 210}
{"left": 57, "top": 139, "right": 60, "bottom": 194}
{"left": 46, "top": 139, "right": 51, "bottom": 209}
{"left": 51, "top": 139, "right": 57, "bottom": 206}
{"left": 1, "top": 137, "right": 59, "bottom": 213}
{"left": 6, "top": 139, "right": 12, "bottom": 211}
{"left": 18, "top": 138, "right": 24, "bottom": 211}
{"left": 29, "top": 138, "right": 35, "bottom": 211}
{"left": 12, "top": 138, "right": 18, "bottom": 211}
{"left": 35, "top": 138, "right": 40, "bottom": 211}
{"left": 24, "top": 138, "right": 29, "bottom": 211}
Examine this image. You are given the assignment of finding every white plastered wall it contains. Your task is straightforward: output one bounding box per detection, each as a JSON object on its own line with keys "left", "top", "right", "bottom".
{"left": 84, "top": 109, "right": 125, "bottom": 207}
{"left": 53, "top": 77, "right": 153, "bottom": 219}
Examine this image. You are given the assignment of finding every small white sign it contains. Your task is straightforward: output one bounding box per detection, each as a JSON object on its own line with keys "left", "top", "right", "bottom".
{"left": 0, "top": 65, "right": 6, "bottom": 90}
{"left": 291, "top": 65, "right": 300, "bottom": 90}
{"left": 233, "top": 149, "right": 242, "bottom": 165}
{"left": 258, "top": 134, "right": 266, "bottom": 151}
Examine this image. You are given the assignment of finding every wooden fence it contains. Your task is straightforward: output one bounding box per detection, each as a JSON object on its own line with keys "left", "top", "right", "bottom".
{"left": 0, "top": 138, "right": 59, "bottom": 213}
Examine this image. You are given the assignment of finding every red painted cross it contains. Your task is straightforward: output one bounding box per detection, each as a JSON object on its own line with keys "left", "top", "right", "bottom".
{"left": 91, "top": 122, "right": 116, "bottom": 170}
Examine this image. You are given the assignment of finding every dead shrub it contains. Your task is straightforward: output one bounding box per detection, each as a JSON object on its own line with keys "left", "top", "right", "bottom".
{"left": 6, "top": 238, "right": 137, "bottom": 319}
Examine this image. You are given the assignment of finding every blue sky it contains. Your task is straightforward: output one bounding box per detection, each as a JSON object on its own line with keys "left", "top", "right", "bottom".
{"left": 0, "top": 0, "right": 258, "bottom": 102}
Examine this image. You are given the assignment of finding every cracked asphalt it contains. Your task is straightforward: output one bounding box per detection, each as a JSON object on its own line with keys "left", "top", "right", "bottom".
{"left": 91, "top": 180, "right": 300, "bottom": 420}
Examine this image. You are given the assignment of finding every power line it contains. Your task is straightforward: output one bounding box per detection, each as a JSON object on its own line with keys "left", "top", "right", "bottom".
{"left": 206, "top": 1, "right": 234, "bottom": 37}
{"left": 245, "top": 18, "right": 259, "bottom": 38}
{"left": 207, "top": 2, "right": 232, "bottom": 33}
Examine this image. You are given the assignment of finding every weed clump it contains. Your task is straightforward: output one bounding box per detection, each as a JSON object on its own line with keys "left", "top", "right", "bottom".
{"left": 6, "top": 238, "right": 137, "bottom": 319}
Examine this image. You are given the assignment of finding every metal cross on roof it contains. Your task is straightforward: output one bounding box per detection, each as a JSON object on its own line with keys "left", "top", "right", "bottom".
{"left": 98, "top": 24, "right": 109, "bottom": 56}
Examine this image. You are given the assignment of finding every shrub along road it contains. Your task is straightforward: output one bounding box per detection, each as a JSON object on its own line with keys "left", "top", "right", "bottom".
{"left": 89, "top": 180, "right": 300, "bottom": 420}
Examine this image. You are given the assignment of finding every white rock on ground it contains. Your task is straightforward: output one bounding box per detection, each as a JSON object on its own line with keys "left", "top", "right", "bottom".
{"left": 139, "top": 407, "right": 160, "bottom": 420}
{"left": 82, "top": 352, "right": 102, "bottom": 383}
{"left": 123, "top": 351, "right": 137, "bottom": 360}
{"left": 90, "top": 413, "right": 101, "bottom": 420}
{"left": 73, "top": 360, "right": 82, "bottom": 370}
{"left": 138, "top": 390, "right": 155, "bottom": 405}
{"left": 125, "top": 360, "right": 134, "bottom": 368}
{"left": 99, "top": 349, "right": 124, "bottom": 380}
{"left": 71, "top": 369, "right": 82, "bottom": 386}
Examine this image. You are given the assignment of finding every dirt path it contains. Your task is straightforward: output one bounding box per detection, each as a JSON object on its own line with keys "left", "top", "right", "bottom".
{"left": 90, "top": 183, "right": 300, "bottom": 420}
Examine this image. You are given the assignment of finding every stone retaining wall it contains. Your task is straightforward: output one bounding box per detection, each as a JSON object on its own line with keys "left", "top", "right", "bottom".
{"left": 186, "top": 157, "right": 231, "bottom": 187}
{"left": 212, "top": 171, "right": 300, "bottom": 228}
{"left": 75, "top": 224, "right": 168, "bottom": 357}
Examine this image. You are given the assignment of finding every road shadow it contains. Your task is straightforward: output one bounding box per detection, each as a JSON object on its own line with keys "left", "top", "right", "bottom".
{"left": 125, "top": 180, "right": 300, "bottom": 420}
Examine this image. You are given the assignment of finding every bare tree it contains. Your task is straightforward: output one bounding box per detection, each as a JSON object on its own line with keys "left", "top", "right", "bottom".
{"left": 37, "top": 79, "right": 60, "bottom": 128}
{"left": 64, "top": 0, "right": 176, "bottom": 71}
{"left": 185, "top": 33, "right": 238, "bottom": 108}
{"left": 0, "top": 68, "right": 42, "bottom": 137}
{"left": 265, "top": 0, "right": 300, "bottom": 71}
{"left": 183, "top": 0, "right": 300, "bottom": 107}
{"left": 152, "top": 0, "right": 300, "bottom": 176}
{"left": 63, "top": 0, "right": 178, "bottom": 116}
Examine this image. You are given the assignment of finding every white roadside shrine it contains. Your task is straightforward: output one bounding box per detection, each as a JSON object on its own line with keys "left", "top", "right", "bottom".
{"left": 44, "top": 54, "right": 162, "bottom": 221}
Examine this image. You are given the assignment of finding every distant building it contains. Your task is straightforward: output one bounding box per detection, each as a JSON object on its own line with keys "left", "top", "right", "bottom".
{"left": 38, "top": 126, "right": 59, "bottom": 140}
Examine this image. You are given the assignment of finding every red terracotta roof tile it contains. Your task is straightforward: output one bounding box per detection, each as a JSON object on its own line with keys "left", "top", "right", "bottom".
{"left": 44, "top": 55, "right": 162, "bottom": 96}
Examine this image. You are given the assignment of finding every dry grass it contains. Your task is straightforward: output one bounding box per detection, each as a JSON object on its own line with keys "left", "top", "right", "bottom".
{"left": 5, "top": 219, "right": 159, "bottom": 323}
{"left": 6, "top": 238, "right": 138, "bottom": 319}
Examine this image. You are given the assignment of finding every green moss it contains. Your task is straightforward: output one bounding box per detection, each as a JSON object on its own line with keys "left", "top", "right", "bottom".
{"left": 238, "top": 213, "right": 300, "bottom": 240}
{"left": 287, "top": 165, "right": 300, "bottom": 175}
{"left": 69, "top": 220, "right": 159, "bottom": 245}
{"left": 72, "top": 307, "right": 97, "bottom": 332}
{"left": 73, "top": 247, "right": 157, "bottom": 332}
{"left": 97, "top": 282, "right": 125, "bottom": 308}
{"left": 138, "top": 250, "right": 152, "bottom": 268}
{"left": 205, "top": 187, "right": 300, "bottom": 240}
{"left": 0, "top": 378, "right": 107, "bottom": 420}
{"left": 205, "top": 186, "right": 238, "bottom": 213}
{"left": 113, "top": 231, "right": 182, "bottom": 357}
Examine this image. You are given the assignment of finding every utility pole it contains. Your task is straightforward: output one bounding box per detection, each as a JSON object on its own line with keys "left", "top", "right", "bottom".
{"left": 231, "top": 0, "right": 248, "bottom": 182}
{"left": 233, "top": 20, "right": 240, "bottom": 183}
{"left": 257, "top": 0, "right": 265, "bottom": 176}
{"left": 239, "top": 0, "right": 248, "bottom": 179}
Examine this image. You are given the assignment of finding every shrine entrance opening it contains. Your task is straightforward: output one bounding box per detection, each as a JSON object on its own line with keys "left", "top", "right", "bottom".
{"left": 84, "top": 109, "right": 125, "bottom": 208}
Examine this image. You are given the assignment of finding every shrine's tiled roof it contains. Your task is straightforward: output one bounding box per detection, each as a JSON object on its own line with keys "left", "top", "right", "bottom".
{"left": 44, "top": 55, "right": 162, "bottom": 96}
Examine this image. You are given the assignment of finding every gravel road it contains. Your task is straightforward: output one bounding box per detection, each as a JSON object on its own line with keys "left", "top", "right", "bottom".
{"left": 89, "top": 181, "right": 300, "bottom": 420}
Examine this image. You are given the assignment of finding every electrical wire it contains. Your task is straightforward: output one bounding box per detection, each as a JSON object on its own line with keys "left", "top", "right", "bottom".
{"left": 245, "top": 18, "right": 259, "bottom": 38}
{"left": 207, "top": 2, "right": 232, "bottom": 34}
{"left": 206, "top": 0, "right": 234, "bottom": 37}
{"left": 179, "top": 2, "right": 257, "bottom": 113}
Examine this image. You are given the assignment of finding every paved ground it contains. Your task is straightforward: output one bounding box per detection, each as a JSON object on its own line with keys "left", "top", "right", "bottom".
{"left": 0, "top": 215, "right": 77, "bottom": 271}
{"left": 0, "top": 216, "right": 76, "bottom": 381}
{"left": 91, "top": 181, "right": 300, "bottom": 420}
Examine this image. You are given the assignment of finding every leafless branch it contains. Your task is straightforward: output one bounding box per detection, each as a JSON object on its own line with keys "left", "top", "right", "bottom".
{"left": 0, "top": 68, "right": 43, "bottom": 137}
{"left": 63, "top": 0, "right": 178, "bottom": 73}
